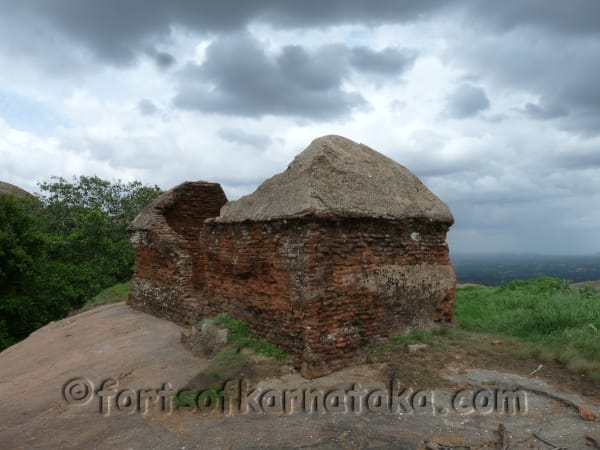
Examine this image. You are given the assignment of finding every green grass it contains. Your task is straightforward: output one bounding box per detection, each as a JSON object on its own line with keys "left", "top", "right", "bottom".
{"left": 455, "top": 276, "right": 600, "bottom": 379}
{"left": 200, "top": 348, "right": 252, "bottom": 383}
{"left": 175, "top": 348, "right": 252, "bottom": 407}
{"left": 175, "top": 387, "right": 222, "bottom": 408}
{"left": 175, "top": 314, "right": 288, "bottom": 407}
{"left": 74, "top": 281, "right": 130, "bottom": 313}
{"left": 212, "top": 313, "right": 288, "bottom": 360}
{"left": 368, "top": 328, "right": 446, "bottom": 361}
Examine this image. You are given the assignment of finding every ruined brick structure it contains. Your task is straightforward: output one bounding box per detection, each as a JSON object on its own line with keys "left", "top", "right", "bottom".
{"left": 128, "top": 135, "right": 455, "bottom": 378}
{"left": 128, "top": 182, "right": 227, "bottom": 323}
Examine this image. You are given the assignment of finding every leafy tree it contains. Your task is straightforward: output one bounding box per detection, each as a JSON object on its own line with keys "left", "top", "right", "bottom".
{"left": 37, "top": 175, "right": 162, "bottom": 227}
{"left": 0, "top": 176, "right": 162, "bottom": 351}
{"left": 0, "top": 194, "right": 66, "bottom": 346}
{"left": 0, "top": 194, "right": 41, "bottom": 293}
{"left": 36, "top": 176, "right": 162, "bottom": 302}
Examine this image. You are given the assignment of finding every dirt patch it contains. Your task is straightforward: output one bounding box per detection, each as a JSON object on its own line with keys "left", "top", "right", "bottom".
{"left": 389, "top": 329, "right": 600, "bottom": 402}
{"left": 449, "top": 332, "right": 600, "bottom": 402}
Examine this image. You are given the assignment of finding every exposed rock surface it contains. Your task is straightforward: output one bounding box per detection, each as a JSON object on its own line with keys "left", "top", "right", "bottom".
{"left": 218, "top": 135, "right": 453, "bottom": 223}
{"left": 0, "top": 181, "right": 32, "bottom": 198}
{"left": 181, "top": 319, "right": 230, "bottom": 357}
{"left": 1, "top": 303, "right": 598, "bottom": 449}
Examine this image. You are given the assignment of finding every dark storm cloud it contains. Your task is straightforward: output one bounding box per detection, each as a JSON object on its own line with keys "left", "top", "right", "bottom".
{"left": 442, "top": 1, "right": 600, "bottom": 136}
{"left": 561, "top": 113, "right": 600, "bottom": 138}
{"left": 172, "top": 34, "right": 366, "bottom": 119}
{"left": 349, "top": 47, "right": 417, "bottom": 75}
{"left": 449, "top": 28, "right": 600, "bottom": 135}
{"left": 522, "top": 98, "right": 568, "bottom": 120}
{"left": 444, "top": 84, "right": 490, "bottom": 119}
{"left": 2, "top": 0, "right": 448, "bottom": 66}
{"left": 554, "top": 149, "right": 600, "bottom": 169}
{"left": 173, "top": 33, "right": 415, "bottom": 119}
{"left": 145, "top": 48, "right": 176, "bottom": 69}
{"left": 218, "top": 128, "right": 272, "bottom": 148}
{"left": 2, "top": 0, "right": 257, "bottom": 65}
{"left": 3, "top": 1, "right": 599, "bottom": 72}
{"left": 276, "top": 45, "right": 349, "bottom": 91}
{"left": 461, "top": 0, "right": 600, "bottom": 35}
{"left": 256, "top": 0, "right": 451, "bottom": 28}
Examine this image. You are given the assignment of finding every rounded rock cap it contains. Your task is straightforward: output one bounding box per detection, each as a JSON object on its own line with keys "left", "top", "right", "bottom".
{"left": 217, "top": 135, "right": 454, "bottom": 224}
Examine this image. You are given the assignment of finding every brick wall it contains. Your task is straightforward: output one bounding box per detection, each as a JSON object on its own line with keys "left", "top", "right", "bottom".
{"left": 127, "top": 183, "right": 456, "bottom": 378}
{"left": 200, "top": 217, "right": 455, "bottom": 377}
{"left": 127, "top": 182, "right": 227, "bottom": 325}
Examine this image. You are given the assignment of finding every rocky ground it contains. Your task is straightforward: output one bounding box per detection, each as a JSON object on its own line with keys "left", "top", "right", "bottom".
{"left": 1, "top": 302, "right": 599, "bottom": 450}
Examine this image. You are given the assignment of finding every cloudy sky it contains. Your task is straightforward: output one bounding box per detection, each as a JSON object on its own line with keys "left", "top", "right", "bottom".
{"left": 1, "top": 1, "right": 599, "bottom": 255}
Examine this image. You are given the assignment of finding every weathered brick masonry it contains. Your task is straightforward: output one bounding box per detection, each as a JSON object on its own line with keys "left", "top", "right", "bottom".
{"left": 201, "top": 217, "right": 454, "bottom": 376}
{"left": 128, "top": 182, "right": 227, "bottom": 324}
{"left": 128, "top": 135, "right": 456, "bottom": 378}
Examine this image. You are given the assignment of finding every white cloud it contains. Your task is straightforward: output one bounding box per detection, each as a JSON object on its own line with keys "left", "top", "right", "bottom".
{"left": 0, "top": 2, "right": 599, "bottom": 254}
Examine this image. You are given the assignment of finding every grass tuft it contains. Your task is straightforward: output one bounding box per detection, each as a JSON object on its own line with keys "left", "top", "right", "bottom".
{"left": 368, "top": 329, "right": 444, "bottom": 362}
{"left": 212, "top": 313, "right": 287, "bottom": 361}
{"left": 175, "top": 314, "right": 288, "bottom": 407}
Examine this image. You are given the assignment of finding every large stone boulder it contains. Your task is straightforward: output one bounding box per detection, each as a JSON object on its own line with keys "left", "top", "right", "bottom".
{"left": 218, "top": 135, "right": 453, "bottom": 223}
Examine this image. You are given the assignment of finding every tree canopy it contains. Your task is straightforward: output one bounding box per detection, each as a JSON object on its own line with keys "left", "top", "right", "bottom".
{"left": 0, "top": 176, "right": 162, "bottom": 350}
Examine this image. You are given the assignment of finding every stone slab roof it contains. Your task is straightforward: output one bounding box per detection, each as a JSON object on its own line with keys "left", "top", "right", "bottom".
{"left": 217, "top": 135, "right": 453, "bottom": 223}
